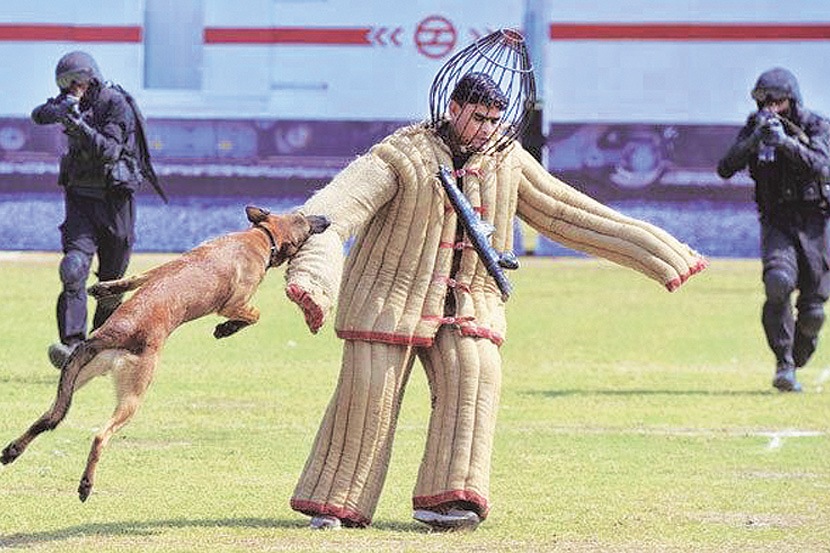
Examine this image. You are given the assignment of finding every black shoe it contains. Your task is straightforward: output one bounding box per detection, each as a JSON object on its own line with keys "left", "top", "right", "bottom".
{"left": 772, "top": 366, "right": 802, "bottom": 393}
{"left": 47, "top": 342, "right": 78, "bottom": 370}
{"left": 792, "top": 331, "right": 817, "bottom": 368}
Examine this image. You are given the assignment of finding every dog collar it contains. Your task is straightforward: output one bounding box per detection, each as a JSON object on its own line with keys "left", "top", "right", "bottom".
{"left": 254, "top": 224, "right": 280, "bottom": 268}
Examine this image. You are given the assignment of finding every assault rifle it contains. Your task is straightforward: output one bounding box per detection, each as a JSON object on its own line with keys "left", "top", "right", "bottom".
{"left": 437, "top": 165, "right": 519, "bottom": 301}
{"left": 756, "top": 109, "right": 811, "bottom": 146}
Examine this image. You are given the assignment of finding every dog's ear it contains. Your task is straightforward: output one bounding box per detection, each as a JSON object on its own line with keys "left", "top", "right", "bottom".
{"left": 306, "top": 215, "right": 330, "bottom": 235}
{"left": 246, "top": 205, "right": 270, "bottom": 224}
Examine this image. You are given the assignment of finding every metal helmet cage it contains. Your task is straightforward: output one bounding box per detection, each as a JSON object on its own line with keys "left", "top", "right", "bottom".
{"left": 429, "top": 28, "right": 536, "bottom": 153}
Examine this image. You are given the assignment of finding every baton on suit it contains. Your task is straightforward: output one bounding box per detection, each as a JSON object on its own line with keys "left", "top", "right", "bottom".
{"left": 437, "top": 165, "right": 519, "bottom": 301}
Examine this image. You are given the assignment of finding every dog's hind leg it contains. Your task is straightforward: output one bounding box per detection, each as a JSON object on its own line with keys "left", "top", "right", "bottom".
{"left": 1, "top": 342, "right": 102, "bottom": 465}
{"left": 78, "top": 351, "right": 154, "bottom": 502}
{"left": 213, "top": 304, "right": 260, "bottom": 338}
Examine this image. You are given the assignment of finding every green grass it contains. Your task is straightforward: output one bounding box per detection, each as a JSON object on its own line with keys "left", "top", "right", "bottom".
{"left": 0, "top": 253, "right": 828, "bottom": 552}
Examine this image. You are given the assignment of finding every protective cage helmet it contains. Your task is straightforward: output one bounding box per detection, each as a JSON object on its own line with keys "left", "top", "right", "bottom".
{"left": 55, "top": 51, "right": 103, "bottom": 91}
{"left": 429, "top": 28, "right": 536, "bottom": 154}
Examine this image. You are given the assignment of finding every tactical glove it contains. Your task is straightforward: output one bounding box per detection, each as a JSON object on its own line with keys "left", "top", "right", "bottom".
{"left": 761, "top": 118, "right": 789, "bottom": 147}
{"left": 60, "top": 106, "right": 95, "bottom": 140}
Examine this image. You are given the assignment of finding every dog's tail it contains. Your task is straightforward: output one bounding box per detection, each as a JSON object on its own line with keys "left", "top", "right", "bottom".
{"left": 89, "top": 271, "right": 153, "bottom": 298}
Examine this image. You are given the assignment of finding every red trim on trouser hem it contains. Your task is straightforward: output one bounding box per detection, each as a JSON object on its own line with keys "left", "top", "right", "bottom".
{"left": 290, "top": 498, "right": 371, "bottom": 527}
{"left": 413, "top": 490, "right": 490, "bottom": 520}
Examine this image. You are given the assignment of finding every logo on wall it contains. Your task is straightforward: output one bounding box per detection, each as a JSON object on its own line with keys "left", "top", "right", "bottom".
{"left": 414, "top": 15, "right": 457, "bottom": 59}
{"left": 369, "top": 26, "right": 403, "bottom": 46}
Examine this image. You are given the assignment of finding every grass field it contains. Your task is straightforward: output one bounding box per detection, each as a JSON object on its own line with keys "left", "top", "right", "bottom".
{"left": 0, "top": 252, "right": 828, "bottom": 552}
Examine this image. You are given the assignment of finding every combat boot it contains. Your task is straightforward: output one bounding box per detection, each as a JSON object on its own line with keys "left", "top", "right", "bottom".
{"left": 792, "top": 329, "right": 817, "bottom": 368}
{"left": 47, "top": 341, "right": 79, "bottom": 370}
{"left": 772, "top": 364, "right": 802, "bottom": 393}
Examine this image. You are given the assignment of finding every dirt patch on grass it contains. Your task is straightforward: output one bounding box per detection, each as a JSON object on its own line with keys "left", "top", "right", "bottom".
{"left": 689, "top": 510, "right": 805, "bottom": 529}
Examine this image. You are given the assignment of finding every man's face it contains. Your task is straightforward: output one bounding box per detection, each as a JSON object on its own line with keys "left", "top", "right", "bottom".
{"left": 753, "top": 86, "right": 792, "bottom": 117}
{"left": 761, "top": 97, "right": 791, "bottom": 116}
{"left": 67, "top": 80, "right": 90, "bottom": 100}
{"left": 449, "top": 100, "right": 503, "bottom": 151}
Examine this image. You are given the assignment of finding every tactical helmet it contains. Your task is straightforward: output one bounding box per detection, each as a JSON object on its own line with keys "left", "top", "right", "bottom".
{"left": 55, "top": 51, "right": 103, "bottom": 91}
{"left": 751, "top": 67, "right": 802, "bottom": 108}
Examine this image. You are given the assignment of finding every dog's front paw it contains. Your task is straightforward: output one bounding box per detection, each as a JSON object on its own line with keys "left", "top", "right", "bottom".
{"left": 214, "top": 320, "right": 245, "bottom": 339}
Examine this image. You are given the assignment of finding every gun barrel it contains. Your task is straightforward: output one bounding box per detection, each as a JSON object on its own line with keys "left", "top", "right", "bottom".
{"left": 759, "top": 110, "right": 810, "bottom": 146}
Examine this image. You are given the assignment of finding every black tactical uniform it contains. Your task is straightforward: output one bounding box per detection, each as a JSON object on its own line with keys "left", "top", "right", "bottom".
{"left": 718, "top": 67, "right": 830, "bottom": 392}
{"left": 32, "top": 51, "right": 147, "bottom": 368}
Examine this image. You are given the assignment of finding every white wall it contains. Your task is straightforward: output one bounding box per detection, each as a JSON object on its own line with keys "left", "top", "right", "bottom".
{"left": 1, "top": 0, "right": 829, "bottom": 124}
{"left": 199, "top": 0, "right": 523, "bottom": 119}
{"left": 1, "top": 1, "right": 144, "bottom": 116}
{"left": 546, "top": 0, "right": 830, "bottom": 124}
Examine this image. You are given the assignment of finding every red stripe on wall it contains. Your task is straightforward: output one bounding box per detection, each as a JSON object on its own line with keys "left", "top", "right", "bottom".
{"left": 0, "top": 24, "right": 141, "bottom": 42}
{"left": 204, "top": 27, "right": 371, "bottom": 45}
{"left": 550, "top": 23, "right": 830, "bottom": 41}
{"left": 3, "top": 22, "right": 828, "bottom": 45}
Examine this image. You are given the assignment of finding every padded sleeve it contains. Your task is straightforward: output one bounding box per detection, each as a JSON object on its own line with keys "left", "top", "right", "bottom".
{"left": 515, "top": 147, "right": 707, "bottom": 291}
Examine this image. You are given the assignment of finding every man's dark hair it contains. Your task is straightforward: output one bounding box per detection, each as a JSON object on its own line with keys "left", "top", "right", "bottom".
{"left": 450, "top": 72, "right": 508, "bottom": 110}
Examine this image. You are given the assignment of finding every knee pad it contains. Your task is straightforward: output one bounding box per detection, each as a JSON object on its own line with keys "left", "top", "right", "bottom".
{"left": 763, "top": 268, "right": 795, "bottom": 303}
{"left": 798, "top": 304, "right": 826, "bottom": 337}
{"left": 59, "top": 251, "right": 91, "bottom": 290}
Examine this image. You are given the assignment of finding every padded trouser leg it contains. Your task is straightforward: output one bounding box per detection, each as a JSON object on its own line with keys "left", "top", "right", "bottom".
{"left": 413, "top": 327, "right": 502, "bottom": 520}
{"left": 763, "top": 298, "right": 796, "bottom": 367}
{"left": 291, "top": 340, "right": 415, "bottom": 527}
{"left": 762, "top": 262, "right": 797, "bottom": 368}
{"left": 57, "top": 250, "right": 93, "bottom": 344}
{"left": 92, "top": 293, "right": 124, "bottom": 331}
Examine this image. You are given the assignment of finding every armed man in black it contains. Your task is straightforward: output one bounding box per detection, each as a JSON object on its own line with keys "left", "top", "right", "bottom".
{"left": 718, "top": 67, "right": 830, "bottom": 392}
{"left": 32, "top": 51, "right": 161, "bottom": 369}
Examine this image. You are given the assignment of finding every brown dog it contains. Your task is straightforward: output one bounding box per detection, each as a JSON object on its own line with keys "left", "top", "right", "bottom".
{"left": 1, "top": 205, "right": 329, "bottom": 501}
